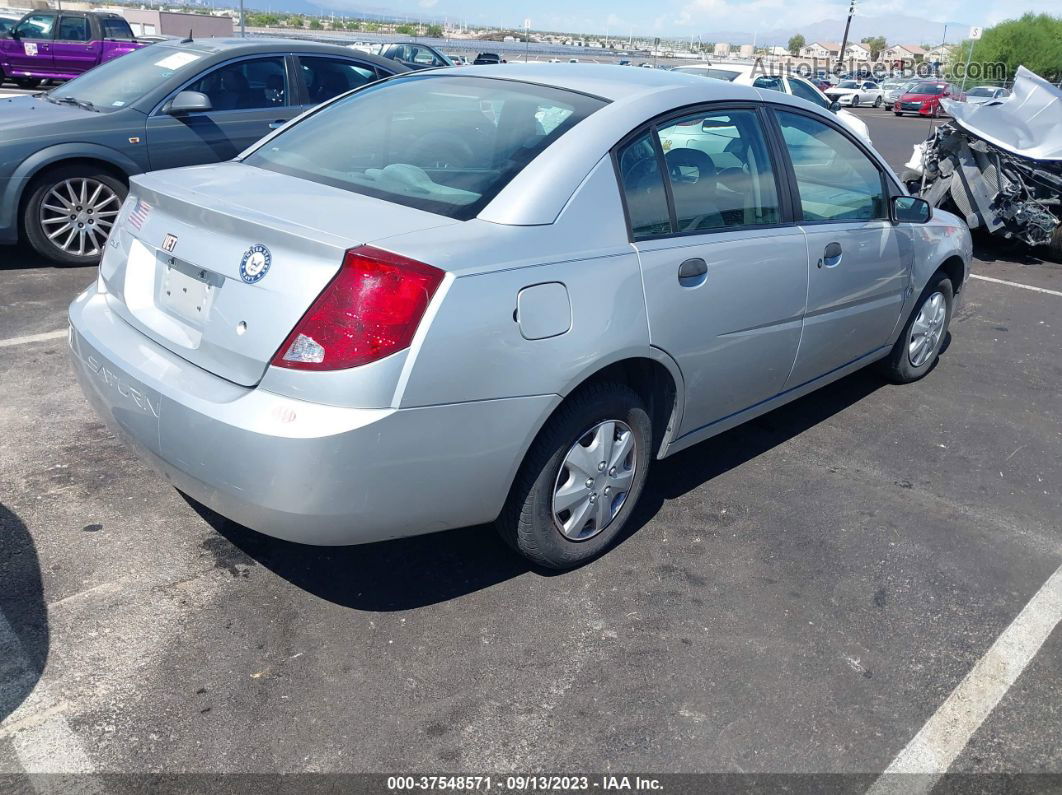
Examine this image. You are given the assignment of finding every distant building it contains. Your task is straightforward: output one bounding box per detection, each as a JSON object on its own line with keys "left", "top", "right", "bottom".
{"left": 768, "top": 45, "right": 789, "bottom": 57}
{"left": 923, "top": 46, "right": 951, "bottom": 64}
{"left": 713, "top": 42, "right": 730, "bottom": 57}
{"left": 800, "top": 41, "right": 841, "bottom": 59}
{"left": 883, "top": 44, "right": 927, "bottom": 62}
{"left": 844, "top": 42, "right": 871, "bottom": 60}
{"left": 738, "top": 43, "right": 754, "bottom": 57}
{"left": 117, "top": 8, "right": 233, "bottom": 38}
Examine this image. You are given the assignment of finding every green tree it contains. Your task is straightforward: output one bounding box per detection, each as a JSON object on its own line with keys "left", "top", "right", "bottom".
{"left": 308, "top": 18, "right": 323, "bottom": 30}
{"left": 287, "top": 16, "right": 303, "bottom": 28}
{"left": 788, "top": 34, "right": 805, "bottom": 56}
{"left": 860, "top": 35, "right": 886, "bottom": 61}
{"left": 396, "top": 23, "right": 416, "bottom": 35}
{"left": 426, "top": 23, "right": 443, "bottom": 38}
{"left": 951, "top": 13, "right": 1062, "bottom": 83}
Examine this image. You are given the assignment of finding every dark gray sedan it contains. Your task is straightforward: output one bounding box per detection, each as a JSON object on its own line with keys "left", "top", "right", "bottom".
{"left": 0, "top": 38, "right": 406, "bottom": 264}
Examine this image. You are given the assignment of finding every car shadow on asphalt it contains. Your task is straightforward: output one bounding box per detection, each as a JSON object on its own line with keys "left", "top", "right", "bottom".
{"left": 0, "top": 502, "right": 49, "bottom": 724}
{"left": 0, "top": 243, "right": 59, "bottom": 270}
{"left": 971, "top": 233, "right": 1047, "bottom": 266}
{"left": 189, "top": 368, "right": 890, "bottom": 612}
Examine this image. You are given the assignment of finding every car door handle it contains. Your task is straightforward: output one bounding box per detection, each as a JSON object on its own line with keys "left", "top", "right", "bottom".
{"left": 819, "top": 242, "right": 843, "bottom": 268}
{"left": 268, "top": 120, "right": 286, "bottom": 130}
{"left": 677, "top": 257, "right": 708, "bottom": 287}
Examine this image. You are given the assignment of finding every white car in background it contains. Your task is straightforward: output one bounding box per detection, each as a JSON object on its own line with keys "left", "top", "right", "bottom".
{"left": 672, "top": 63, "right": 872, "bottom": 144}
{"left": 964, "top": 86, "right": 1011, "bottom": 105}
{"left": 825, "top": 80, "right": 884, "bottom": 107}
{"left": 881, "top": 79, "right": 917, "bottom": 107}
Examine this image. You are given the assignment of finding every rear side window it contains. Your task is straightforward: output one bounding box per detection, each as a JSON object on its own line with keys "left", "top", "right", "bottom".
{"left": 244, "top": 75, "right": 606, "bottom": 220}
{"left": 300, "top": 56, "right": 377, "bottom": 104}
{"left": 58, "top": 16, "right": 90, "bottom": 42}
{"left": 101, "top": 18, "right": 134, "bottom": 39}
{"left": 656, "top": 110, "right": 779, "bottom": 231}
{"left": 753, "top": 76, "right": 784, "bottom": 92}
{"left": 617, "top": 132, "right": 671, "bottom": 239}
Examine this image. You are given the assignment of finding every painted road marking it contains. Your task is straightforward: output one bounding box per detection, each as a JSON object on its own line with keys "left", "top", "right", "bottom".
{"left": 0, "top": 329, "right": 67, "bottom": 349}
{"left": 867, "top": 563, "right": 1062, "bottom": 795}
{"left": 1, "top": 611, "right": 102, "bottom": 790}
{"left": 971, "top": 274, "right": 1062, "bottom": 298}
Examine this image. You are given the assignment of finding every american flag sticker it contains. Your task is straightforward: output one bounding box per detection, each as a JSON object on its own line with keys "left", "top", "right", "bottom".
{"left": 128, "top": 198, "right": 152, "bottom": 231}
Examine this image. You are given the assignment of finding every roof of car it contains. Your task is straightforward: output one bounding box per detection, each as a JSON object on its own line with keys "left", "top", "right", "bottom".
{"left": 441, "top": 62, "right": 761, "bottom": 102}
{"left": 150, "top": 37, "right": 406, "bottom": 68}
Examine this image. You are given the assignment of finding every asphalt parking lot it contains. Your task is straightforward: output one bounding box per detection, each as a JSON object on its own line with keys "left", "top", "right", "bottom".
{"left": 1, "top": 105, "right": 1060, "bottom": 788}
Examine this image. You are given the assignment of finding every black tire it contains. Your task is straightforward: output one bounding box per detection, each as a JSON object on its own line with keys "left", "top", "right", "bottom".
{"left": 22, "top": 164, "right": 127, "bottom": 266}
{"left": 878, "top": 274, "right": 954, "bottom": 384}
{"left": 496, "top": 382, "right": 653, "bottom": 570}
{"left": 1047, "top": 224, "right": 1062, "bottom": 263}
{"left": 874, "top": 95, "right": 883, "bottom": 107}
{"left": 894, "top": 111, "right": 903, "bottom": 116}
{"left": 14, "top": 78, "right": 40, "bottom": 90}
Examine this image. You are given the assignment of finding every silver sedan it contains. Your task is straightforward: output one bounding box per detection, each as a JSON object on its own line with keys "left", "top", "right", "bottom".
{"left": 69, "top": 65, "right": 971, "bottom": 569}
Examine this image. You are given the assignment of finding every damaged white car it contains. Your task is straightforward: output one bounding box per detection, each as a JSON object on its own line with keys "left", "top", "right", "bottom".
{"left": 904, "top": 66, "right": 1062, "bottom": 260}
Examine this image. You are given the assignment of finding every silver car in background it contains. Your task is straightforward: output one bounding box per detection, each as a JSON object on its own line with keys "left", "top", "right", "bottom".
{"left": 69, "top": 66, "right": 971, "bottom": 569}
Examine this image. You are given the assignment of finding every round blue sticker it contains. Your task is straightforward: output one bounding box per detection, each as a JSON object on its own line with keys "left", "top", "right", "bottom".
{"left": 239, "top": 244, "right": 271, "bottom": 284}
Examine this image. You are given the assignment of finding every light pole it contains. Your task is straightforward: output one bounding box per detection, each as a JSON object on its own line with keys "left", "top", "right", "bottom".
{"left": 240, "top": 0, "right": 245, "bottom": 37}
{"left": 838, "top": 0, "right": 855, "bottom": 74}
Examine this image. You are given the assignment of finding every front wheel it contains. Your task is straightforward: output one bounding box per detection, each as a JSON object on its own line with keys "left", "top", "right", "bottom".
{"left": 496, "top": 382, "right": 653, "bottom": 569}
{"left": 14, "top": 77, "right": 40, "bottom": 90}
{"left": 874, "top": 95, "right": 883, "bottom": 107}
{"left": 878, "top": 275, "right": 954, "bottom": 384}
{"left": 22, "top": 165, "right": 127, "bottom": 265}
{"left": 894, "top": 111, "right": 903, "bottom": 116}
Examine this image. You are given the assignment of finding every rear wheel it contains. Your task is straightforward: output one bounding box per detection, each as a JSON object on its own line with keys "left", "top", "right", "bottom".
{"left": 878, "top": 274, "right": 954, "bottom": 384}
{"left": 14, "top": 77, "right": 40, "bottom": 90}
{"left": 22, "top": 165, "right": 127, "bottom": 266}
{"left": 496, "top": 382, "right": 652, "bottom": 569}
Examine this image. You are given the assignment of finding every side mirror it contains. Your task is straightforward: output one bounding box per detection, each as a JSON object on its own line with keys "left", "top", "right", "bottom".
{"left": 829, "top": 100, "right": 841, "bottom": 112}
{"left": 10, "top": 29, "right": 20, "bottom": 39}
{"left": 892, "top": 195, "right": 932, "bottom": 224}
{"left": 164, "top": 90, "right": 212, "bottom": 115}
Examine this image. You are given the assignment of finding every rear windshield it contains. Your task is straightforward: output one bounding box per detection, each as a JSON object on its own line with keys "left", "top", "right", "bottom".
{"left": 244, "top": 74, "right": 606, "bottom": 220}
{"left": 910, "top": 83, "right": 945, "bottom": 95}
{"left": 674, "top": 66, "right": 741, "bottom": 81}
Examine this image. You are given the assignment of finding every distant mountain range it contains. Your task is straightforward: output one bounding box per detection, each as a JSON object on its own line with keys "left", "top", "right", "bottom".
{"left": 707, "top": 15, "right": 972, "bottom": 48}
{"left": 238, "top": 1, "right": 971, "bottom": 48}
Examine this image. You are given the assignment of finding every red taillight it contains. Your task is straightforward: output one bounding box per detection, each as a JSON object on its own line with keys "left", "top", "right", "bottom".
{"left": 271, "top": 245, "right": 445, "bottom": 371}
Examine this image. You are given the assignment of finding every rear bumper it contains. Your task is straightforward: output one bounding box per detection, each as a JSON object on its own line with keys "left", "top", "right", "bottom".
{"left": 68, "top": 286, "right": 558, "bottom": 545}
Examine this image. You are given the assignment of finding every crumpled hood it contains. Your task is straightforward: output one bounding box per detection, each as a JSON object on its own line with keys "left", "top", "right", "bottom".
{"left": 941, "top": 66, "right": 1062, "bottom": 161}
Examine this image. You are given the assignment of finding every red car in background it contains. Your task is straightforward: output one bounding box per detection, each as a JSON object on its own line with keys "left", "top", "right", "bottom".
{"left": 894, "top": 80, "right": 964, "bottom": 117}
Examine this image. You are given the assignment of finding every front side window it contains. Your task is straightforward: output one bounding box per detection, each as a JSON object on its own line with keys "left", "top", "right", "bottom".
{"left": 656, "top": 109, "right": 779, "bottom": 231}
{"left": 300, "top": 56, "right": 376, "bottom": 104}
{"left": 186, "top": 57, "right": 287, "bottom": 111}
{"left": 617, "top": 132, "right": 671, "bottom": 239}
{"left": 57, "top": 16, "right": 90, "bottom": 42}
{"left": 14, "top": 14, "right": 54, "bottom": 39}
{"left": 776, "top": 110, "right": 885, "bottom": 222}
{"left": 788, "top": 77, "right": 829, "bottom": 109}
{"left": 245, "top": 75, "right": 605, "bottom": 220}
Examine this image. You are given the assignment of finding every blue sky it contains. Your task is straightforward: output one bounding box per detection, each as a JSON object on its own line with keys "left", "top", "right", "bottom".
{"left": 331, "top": 0, "right": 1059, "bottom": 35}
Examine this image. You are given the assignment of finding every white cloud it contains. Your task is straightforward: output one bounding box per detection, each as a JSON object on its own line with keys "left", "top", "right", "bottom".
{"left": 419, "top": 0, "right": 438, "bottom": 8}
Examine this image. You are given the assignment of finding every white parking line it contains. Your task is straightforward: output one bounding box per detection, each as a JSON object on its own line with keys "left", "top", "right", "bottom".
{"left": 867, "top": 563, "right": 1062, "bottom": 795}
{"left": 1, "top": 611, "right": 102, "bottom": 790}
{"left": 0, "top": 329, "right": 67, "bottom": 349}
{"left": 971, "top": 274, "right": 1062, "bottom": 297}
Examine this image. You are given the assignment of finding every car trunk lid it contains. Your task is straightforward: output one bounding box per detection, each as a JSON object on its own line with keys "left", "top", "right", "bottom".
{"left": 99, "top": 162, "right": 458, "bottom": 387}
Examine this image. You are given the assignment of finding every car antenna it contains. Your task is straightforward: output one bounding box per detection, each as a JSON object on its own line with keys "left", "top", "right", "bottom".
{"left": 180, "top": 29, "right": 193, "bottom": 44}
